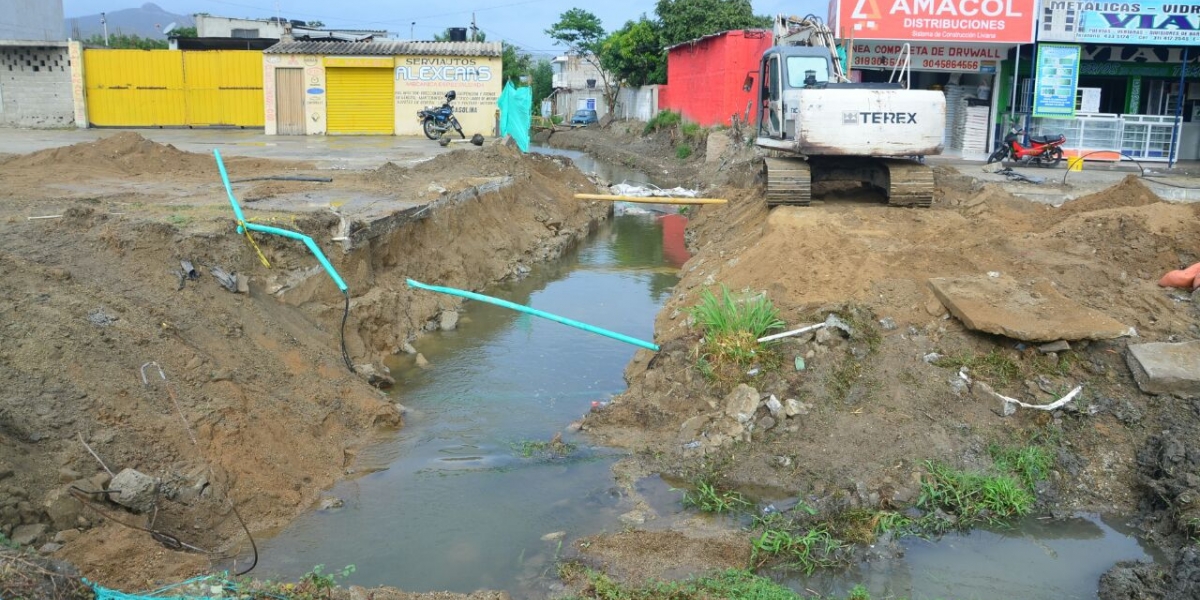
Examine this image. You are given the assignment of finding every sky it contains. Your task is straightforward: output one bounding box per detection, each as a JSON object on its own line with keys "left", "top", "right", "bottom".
{"left": 62, "top": 0, "right": 827, "bottom": 56}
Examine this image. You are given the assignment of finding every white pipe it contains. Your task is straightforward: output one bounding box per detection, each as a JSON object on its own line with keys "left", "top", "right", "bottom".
{"left": 757, "top": 322, "right": 825, "bottom": 343}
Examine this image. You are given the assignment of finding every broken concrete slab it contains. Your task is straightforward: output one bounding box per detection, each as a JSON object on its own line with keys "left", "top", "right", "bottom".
{"left": 928, "top": 276, "right": 1133, "bottom": 342}
{"left": 1127, "top": 341, "right": 1200, "bottom": 396}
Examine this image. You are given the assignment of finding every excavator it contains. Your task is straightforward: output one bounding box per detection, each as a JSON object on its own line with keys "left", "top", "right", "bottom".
{"left": 752, "top": 15, "right": 946, "bottom": 207}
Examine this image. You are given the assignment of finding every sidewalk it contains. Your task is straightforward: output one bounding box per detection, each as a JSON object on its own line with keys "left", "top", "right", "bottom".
{"left": 0, "top": 127, "right": 455, "bottom": 170}
{"left": 928, "top": 153, "right": 1200, "bottom": 205}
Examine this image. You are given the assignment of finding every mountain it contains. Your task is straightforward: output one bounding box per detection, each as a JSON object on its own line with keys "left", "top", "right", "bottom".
{"left": 65, "top": 3, "right": 193, "bottom": 40}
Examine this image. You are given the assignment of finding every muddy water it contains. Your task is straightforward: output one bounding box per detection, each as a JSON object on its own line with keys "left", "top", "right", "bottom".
{"left": 253, "top": 214, "right": 682, "bottom": 595}
{"left": 794, "top": 513, "right": 1161, "bottom": 599}
{"left": 532, "top": 145, "right": 677, "bottom": 189}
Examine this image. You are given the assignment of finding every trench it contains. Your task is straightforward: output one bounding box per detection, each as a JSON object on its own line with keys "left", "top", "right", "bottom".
{"left": 250, "top": 149, "right": 1159, "bottom": 598}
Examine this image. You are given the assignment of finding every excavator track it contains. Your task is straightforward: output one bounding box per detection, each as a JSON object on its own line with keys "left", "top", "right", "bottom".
{"left": 881, "top": 159, "right": 935, "bottom": 207}
{"left": 763, "top": 157, "right": 811, "bottom": 207}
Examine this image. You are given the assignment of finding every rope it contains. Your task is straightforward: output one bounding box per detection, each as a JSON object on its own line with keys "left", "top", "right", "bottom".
{"left": 87, "top": 575, "right": 244, "bottom": 600}
{"left": 240, "top": 223, "right": 272, "bottom": 268}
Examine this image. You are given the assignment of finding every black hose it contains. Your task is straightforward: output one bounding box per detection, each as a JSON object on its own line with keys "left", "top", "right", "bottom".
{"left": 340, "top": 291, "right": 354, "bottom": 373}
{"left": 229, "top": 176, "right": 333, "bottom": 183}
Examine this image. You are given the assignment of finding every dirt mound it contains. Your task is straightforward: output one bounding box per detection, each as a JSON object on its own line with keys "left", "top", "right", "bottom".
{"left": 0, "top": 133, "right": 309, "bottom": 187}
{"left": 3, "top": 132, "right": 198, "bottom": 175}
{"left": 1059, "top": 175, "right": 1160, "bottom": 215}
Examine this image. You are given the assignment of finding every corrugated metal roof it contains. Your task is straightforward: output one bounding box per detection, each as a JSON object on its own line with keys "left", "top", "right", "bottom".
{"left": 665, "top": 29, "right": 769, "bottom": 52}
{"left": 264, "top": 40, "right": 502, "bottom": 56}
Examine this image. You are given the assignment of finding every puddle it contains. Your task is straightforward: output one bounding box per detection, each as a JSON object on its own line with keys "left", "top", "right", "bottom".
{"left": 786, "top": 513, "right": 1161, "bottom": 599}
{"left": 252, "top": 213, "right": 685, "bottom": 596}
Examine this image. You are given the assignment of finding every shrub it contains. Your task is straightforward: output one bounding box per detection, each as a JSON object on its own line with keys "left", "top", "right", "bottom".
{"left": 675, "top": 144, "right": 692, "bottom": 159}
{"left": 644, "top": 110, "right": 682, "bottom": 135}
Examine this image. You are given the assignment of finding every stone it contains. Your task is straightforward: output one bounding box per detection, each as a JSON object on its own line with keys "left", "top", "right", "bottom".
{"left": 618, "top": 510, "right": 646, "bottom": 525}
{"left": 928, "top": 276, "right": 1133, "bottom": 342}
{"left": 764, "top": 395, "right": 784, "bottom": 419}
{"left": 57, "top": 468, "right": 80, "bottom": 483}
{"left": 678, "top": 414, "right": 709, "bottom": 443}
{"left": 541, "top": 531, "right": 566, "bottom": 542}
{"left": 784, "top": 398, "right": 802, "bottom": 417}
{"left": 10, "top": 523, "right": 46, "bottom": 546}
{"left": 756, "top": 416, "right": 777, "bottom": 432}
{"left": 109, "top": 468, "right": 159, "bottom": 513}
{"left": 401, "top": 342, "right": 417, "bottom": 355}
{"left": 879, "top": 317, "right": 898, "bottom": 331}
{"left": 236, "top": 274, "right": 250, "bottom": 294}
{"left": 1126, "top": 341, "right": 1200, "bottom": 396}
{"left": 723, "top": 384, "right": 760, "bottom": 424}
{"left": 53, "top": 529, "right": 80, "bottom": 544}
{"left": 318, "top": 496, "right": 344, "bottom": 510}
{"left": 38, "top": 542, "right": 62, "bottom": 554}
{"left": 439, "top": 310, "right": 459, "bottom": 331}
{"left": 44, "top": 487, "right": 84, "bottom": 530}
{"left": 925, "top": 297, "right": 948, "bottom": 317}
{"left": 1038, "top": 340, "right": 1071, "bottom": 353}
{"left": 815, "top": 327, "right": 834, "bottom": 345}
{"left": 415, "top": 353, "right": 430, "bottom": 368}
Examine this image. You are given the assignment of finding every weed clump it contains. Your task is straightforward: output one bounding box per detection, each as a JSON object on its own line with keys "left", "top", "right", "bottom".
{"left": 561, "top": 566, "right": 801, "bottom": 600}
{"left": 917, "top": 460, "right": 1034, "bottom": 529}
{"left": 644, "top": 110, "right": 682, "bottom": 135}
{"left": 680, "top": 478, "right": 750, "bottom": 514}
{"left": 688, "top": 285, "right": 785, "bottom": 388}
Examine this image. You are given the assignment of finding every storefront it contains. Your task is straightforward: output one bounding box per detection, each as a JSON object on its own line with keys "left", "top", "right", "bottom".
{"left": 1030, "top": 0, "right": 1200, "bottom": 162}
{"left": 831, "top": 0, "right": 1038, "bottom": 157}
{"left": 262, "top": 41, "right": 502, "bottom": 136}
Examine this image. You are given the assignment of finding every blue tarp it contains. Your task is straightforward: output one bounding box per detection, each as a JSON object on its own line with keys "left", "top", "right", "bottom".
{"left": 497, "top": 81, "right": 532, "bottom": 152}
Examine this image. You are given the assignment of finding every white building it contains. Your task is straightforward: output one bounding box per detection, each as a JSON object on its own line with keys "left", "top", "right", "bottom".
{"left": 549, "top": 54, "right": 611, "bottom": 118}
{"left": 1, "top": 0, "right": 64, "bottom": 41}
{"left": 194, "top": 15, "right": 384, "bottom": 41}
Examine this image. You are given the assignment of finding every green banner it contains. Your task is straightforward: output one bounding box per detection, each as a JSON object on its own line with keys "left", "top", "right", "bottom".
{"left": 1034, "top": 44, "right": 1081, "bottom": 119}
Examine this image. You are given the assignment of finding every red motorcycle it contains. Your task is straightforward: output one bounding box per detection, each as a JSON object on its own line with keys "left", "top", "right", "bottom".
{"left": 987, "top": 128, "right": 1066, "bottom": 168}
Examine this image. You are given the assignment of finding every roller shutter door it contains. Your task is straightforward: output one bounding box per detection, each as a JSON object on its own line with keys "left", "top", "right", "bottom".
{"left": 326, "top": 67, "right": 394, "bottom": 135}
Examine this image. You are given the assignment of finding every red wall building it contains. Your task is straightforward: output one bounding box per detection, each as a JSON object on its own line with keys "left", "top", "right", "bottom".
{"left": 658, "top": 29, "right": 772, "bottom": 127}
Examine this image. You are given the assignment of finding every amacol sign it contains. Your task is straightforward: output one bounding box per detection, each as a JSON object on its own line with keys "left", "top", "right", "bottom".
{"left": 835, "top": 0, "right": 1037, "bottom": 43}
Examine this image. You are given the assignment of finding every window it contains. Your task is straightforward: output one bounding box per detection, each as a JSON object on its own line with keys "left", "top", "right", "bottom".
{"left": 785, "top": 56, "right": 830, "bottom": 87}
{"left": 231, "top": 28, "right": 259, "bottom": 38}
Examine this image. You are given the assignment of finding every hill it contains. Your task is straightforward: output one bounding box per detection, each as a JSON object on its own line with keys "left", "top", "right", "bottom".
{"left": 65, "top": 2, "right": 193, "bottom": 39}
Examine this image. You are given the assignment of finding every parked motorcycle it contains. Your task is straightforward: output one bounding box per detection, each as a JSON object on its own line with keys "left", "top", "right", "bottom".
{"left": 418, "top": 90, "right": 465, "bottom": 140}
{"left": 987, "top": 128, "right": 1066, "bottom": 167}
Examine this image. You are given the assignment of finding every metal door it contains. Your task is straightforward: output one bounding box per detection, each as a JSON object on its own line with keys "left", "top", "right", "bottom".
{"left": 326, "top": 68, "right": 394, "bottom": 135}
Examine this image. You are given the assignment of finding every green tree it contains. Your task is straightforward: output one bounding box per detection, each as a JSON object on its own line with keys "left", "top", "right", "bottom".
{"left": 546, "top": 9, "right": 620, "bottom": 117}
{"left": 501, "top": 42, "right": 532, "bottom": 85}
{"left": 654, "top": 0, "right": 770, "bottom": 47}
{"left": 531, "top": 59, "right": 554, "bottom": 114}
{"left": 306, "top": 20, "right": 325, "bottom": 27}
{"left": 83, "top": 33, "right": 167, "bottom": 49}
{"left": 600, "top": 17, "right": 666, "bottom": 87}
{"left": 169, "top": 26, "right": 197, "bottom": 38}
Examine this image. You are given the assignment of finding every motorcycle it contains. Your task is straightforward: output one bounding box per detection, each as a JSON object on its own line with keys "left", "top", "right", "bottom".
{"left": 418, "top": 90, "right": 465, "bottom": 141}
{"left": 987, "top": 128, "right": 1066, "bottom": 168}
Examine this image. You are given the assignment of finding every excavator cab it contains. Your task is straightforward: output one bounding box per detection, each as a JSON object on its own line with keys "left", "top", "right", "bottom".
{"left": 757, "top": 47, "right": 835, "bottom": 140}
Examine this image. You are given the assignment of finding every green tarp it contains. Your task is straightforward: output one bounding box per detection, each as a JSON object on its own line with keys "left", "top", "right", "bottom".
{"left": 497, "top": 81, "right": 532, "bottom": 152}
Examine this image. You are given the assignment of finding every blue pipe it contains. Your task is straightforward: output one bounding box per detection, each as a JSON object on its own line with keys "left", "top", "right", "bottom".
{"left": 213, "top": 149, "right": 348, "bottom": 293}
{"left": 406, "top": 278, "right": 660, "bottom": 352}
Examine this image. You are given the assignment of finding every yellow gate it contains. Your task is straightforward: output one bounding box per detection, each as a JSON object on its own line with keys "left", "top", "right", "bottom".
{"left": 182, "top": 51, "right": 264, "bottom": 127}
{"left": 326, "top": 68, "right": 394, "bottom": 135}
{"left": 84, "top": 49, "right": 263, "bottom": 127}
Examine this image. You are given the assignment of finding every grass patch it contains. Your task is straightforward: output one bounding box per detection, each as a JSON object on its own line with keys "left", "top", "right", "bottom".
{"left": 688, "top": 285, "right": 785, "bottom": 387}
{"left": 680, "top": 478, "right": 750, "bottom": 514}
{"left": 829, "top": 508, "right": 917, "bottom": 545}
{"left": 988, "top": 443, "right": 1053, "bottom": 491}
{"left": 512, "top": 435, "right": 577, "bottom": 459}
{"left": 917, "top": 460, "right": 1034, "bottom": 529}
{"left": 750, "top": 515, "right": 846, "bottom": 575}
{"left": 562, "top": 567, "right": 802, "bottom": 600}
{"left": 932, "top": 349, "right": 1021, "bottom": 386}
{"left": 255, "top": 564, "right": 356, "bottom": 600}
{"left": 644, "top": 110, "right": 682, "bottom": 135}
{"left": 675, "top": 144, "right": 692, "bottom": 159}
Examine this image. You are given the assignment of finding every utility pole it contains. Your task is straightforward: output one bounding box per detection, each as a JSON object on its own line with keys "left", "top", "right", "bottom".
{"left": 470, "top": 13, "right": 478, "bottom": 41}
{"left": 410, "top": 22, "right": 415, "bottom": 40}
{"left": 101, "top": 12, "right": 108, "bottom": 46}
